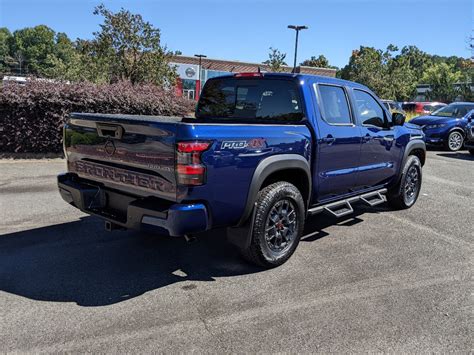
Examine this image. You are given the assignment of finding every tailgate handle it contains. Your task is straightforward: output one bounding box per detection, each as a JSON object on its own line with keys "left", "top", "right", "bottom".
{"left": 96, "top": 124, "right": 124, "bottom": 139}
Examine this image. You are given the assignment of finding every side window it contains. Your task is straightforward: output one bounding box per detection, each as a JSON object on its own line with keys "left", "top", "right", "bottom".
{"left": 317, "top": 85, "right": 352, "bottom": 125}
{"left": 353, "top": 90, "right": 387, "bottom": 128}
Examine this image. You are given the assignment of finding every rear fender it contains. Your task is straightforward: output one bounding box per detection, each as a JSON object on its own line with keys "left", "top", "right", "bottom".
{"left": 227, "top": 154, "right": 311, "bottom": 249}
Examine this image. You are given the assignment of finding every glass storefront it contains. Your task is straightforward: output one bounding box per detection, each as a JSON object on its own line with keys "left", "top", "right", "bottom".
{"left": 172, "top": 62, "right": 233, "bottom": 100}
{"left": 202, "top": 69, "right": 232, "bottom": 83}
{"left": 181, "top": 79, "right": 196, "bottom": 100}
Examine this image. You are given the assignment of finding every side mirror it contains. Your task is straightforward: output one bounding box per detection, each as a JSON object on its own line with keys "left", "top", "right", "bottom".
{"left": 392, "top": 112, "right": 406, "bottom": 126}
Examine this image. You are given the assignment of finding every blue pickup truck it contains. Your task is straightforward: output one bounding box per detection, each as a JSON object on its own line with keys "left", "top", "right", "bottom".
{"left": 58, "top": 73, "right": 426, "bottom": 267}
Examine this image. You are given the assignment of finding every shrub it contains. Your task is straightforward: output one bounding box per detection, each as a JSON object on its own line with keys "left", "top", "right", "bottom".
{"left": 0, "top": 81, "right": 195, "bottom": 153}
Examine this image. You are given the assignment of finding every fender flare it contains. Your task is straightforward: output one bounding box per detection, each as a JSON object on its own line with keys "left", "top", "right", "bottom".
{"left": 447, "top": 126, "right": 466, "bottom": 137}
{"left": 394, "top": 139, "right": 426, "bottom": 185}
{"left": 237, "top": 154, "right": 311, "bottom": 226}
{"left": 227, "top": 154, "right": 311, "bottom": 250}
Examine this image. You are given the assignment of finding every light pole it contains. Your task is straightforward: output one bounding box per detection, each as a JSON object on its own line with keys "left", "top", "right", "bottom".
{"left": 194, "top": 54, "right": 207, "bottom": 100}
{"left": 287, "top": 25, "right": 308, "bottom": 73}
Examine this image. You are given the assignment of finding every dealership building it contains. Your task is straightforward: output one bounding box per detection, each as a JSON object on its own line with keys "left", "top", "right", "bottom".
{"left": 170, "top": 55, "right": 337, "bottom": 100}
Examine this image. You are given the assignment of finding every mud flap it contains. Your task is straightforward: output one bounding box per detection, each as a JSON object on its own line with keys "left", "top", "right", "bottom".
{"left": 226, "top": 204, "right": 257, "bottom": 250}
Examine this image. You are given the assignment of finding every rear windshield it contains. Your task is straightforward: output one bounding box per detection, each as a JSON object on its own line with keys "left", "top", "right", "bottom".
{"left": 195, "top": 78, "right": 303, "bottom": 122}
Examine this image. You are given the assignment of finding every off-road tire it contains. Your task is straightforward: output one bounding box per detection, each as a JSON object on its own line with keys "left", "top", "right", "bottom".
{"left": 240, "top": 182, "right": 305, "bottom": 268}
{"left": 387, "top": 155, "right": 422, "bottom": 210}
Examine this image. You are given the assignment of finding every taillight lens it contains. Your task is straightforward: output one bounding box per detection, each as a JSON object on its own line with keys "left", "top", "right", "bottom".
{"left": 176, "top": 141, "right": 211, "bottom": 186}
{"left": 234, "top": 72, "right": 263, "bottom": 78}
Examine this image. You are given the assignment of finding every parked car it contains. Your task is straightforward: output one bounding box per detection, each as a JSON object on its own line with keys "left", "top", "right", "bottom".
{"left": 463, "top": 110, "right": 474, "bottom": 155}
{"left": 402, "top": 102, "right": 447, "bottom": 115}
{"left": 410, "top": 102, "right": 474, "bottom": 151}
{"left": 58, "top": 73, "right": 425, "bottom": 268}
{"left": 381, "top": 99, "right": 406, "bottom": 115}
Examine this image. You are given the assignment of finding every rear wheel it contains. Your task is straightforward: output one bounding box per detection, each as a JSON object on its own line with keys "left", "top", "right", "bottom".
{"left": 445, "top": 131, "right": 464, "bottom": 151}
{"left": 387, "top": 155, "right": 422, "bottom": 210}
{"left": 240, "top": 181, "right": 305, "bottom": 268}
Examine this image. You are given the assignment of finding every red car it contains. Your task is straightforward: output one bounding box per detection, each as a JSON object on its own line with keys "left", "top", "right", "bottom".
{"left": 402, "top": 102, "right": 447, "bottom": 115}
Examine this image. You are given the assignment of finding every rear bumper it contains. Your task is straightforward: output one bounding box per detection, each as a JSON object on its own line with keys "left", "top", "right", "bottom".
{"left": 58, "top": 173, "right": 209, "bottom": 236}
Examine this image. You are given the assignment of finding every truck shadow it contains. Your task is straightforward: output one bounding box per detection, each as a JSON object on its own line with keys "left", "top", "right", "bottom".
{"left": 0, "top": 209, "right": 377, "bottom": 307}
{"left": 435, "top": 152, "right": 474, "bottom": 161}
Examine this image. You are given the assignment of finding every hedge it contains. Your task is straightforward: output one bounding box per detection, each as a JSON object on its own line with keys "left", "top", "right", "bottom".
{"left": 0, "top": 81, "right": 195, "bottom": 153}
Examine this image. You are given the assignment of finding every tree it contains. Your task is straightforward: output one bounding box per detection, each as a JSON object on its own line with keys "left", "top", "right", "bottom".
{"left": 41, "top": 33, "right": 84, "bottom": 81}
{"left": 263, "top": 47, "right": 287, "bottom": 72}
{"left": 300, "top": 54, "right": 333, "bottom": 68}
{"left": 421, "top": 63, "right": 463, "bottom": 102}
{"left": 74, "top": 39, "right": 111, "bottom": 84}
{"left": 9, "top": 25, "right": 56, "bottom": 75}
{"left": 458, "top": 81, "right": 474, "bottom": 101}
{"left": 89, "top": 4, "right": 176, "bottom": 85}
{"left": 0, "top": 28, "right": 12, "bottom": 72}
{"left": 340, "top": 45, "right": 422, "bottom": 100}
{"left": 385, "top": 54, "right": 417, "bottom": 101}
{"left": 399, "top": 45, "right": 431, "bottom": 81}
{"left": 340, "top": 46, "right": 387, "bottom": 96}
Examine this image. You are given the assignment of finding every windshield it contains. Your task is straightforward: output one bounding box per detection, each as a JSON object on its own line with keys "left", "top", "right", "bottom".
{"left": 431, "top": 104, "right": 474, "bottom": 118}
{"left": 196, "top": 78, "right": 303, "bottom": 122}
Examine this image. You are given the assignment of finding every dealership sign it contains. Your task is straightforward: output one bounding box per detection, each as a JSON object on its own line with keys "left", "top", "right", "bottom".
{"left": 170, "top": 63, "right": 199, "bottom": 80}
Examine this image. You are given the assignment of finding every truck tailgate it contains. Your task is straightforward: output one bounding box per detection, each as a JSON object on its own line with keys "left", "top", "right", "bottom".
{"left": 64, "top": 113, "right": 181, "bottom": 202}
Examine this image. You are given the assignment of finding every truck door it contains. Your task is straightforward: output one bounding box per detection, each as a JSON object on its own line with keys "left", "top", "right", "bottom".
{"left": 312, "top": 83, "right": 362, "bottom": 202}
{"left": 351, "top": 89, "right": 403, "bottom": 188}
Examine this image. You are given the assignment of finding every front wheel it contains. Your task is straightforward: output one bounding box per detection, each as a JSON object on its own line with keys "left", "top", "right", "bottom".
{"left": 240, "top": 181, "right": 305, "bottom": 268}
{"left": 387, "top": 155, "right": 422, "bottom": 209}
{"left": 445, "top": 131, "right": 464, "bottom": 151}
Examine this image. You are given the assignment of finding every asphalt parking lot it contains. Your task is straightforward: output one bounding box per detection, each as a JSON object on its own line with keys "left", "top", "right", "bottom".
{"left": 1, "top": 150, "right": 473, "bottom": 352}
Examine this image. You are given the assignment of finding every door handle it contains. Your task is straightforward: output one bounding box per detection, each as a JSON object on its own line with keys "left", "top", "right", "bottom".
{"left": 321, "top": 136, "right": 336, "bottom": 145}
{"left": 383, "top": 135, "right": 395, "bottom": 142}
{"left": 362, "top": 134, "right": 371, "bottom": 142}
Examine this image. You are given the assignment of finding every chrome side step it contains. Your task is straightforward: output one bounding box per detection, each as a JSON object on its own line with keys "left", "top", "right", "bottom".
{"left": 308, "top": 188, "right": 387, "bottom": 217}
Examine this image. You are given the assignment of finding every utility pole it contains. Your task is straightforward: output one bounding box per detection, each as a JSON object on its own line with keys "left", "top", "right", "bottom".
{"left": 287, "top": 25, "right": 308, "bottom": 73}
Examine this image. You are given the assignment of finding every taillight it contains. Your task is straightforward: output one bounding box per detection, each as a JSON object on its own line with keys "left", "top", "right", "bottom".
{"left": 176, "top": 141, "right": 211, "bottom": 186}
{"left": 234, "top": 72, "right": 263, "bottom": 78}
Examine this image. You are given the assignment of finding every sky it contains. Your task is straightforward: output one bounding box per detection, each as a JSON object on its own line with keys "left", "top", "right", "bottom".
{"left": 0, "top": 0, "right": 472, "bottom": 68}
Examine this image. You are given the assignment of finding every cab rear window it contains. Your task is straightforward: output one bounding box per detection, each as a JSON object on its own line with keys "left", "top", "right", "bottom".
{"left": 195, "top": 78, "right": 303, "bottom": 122}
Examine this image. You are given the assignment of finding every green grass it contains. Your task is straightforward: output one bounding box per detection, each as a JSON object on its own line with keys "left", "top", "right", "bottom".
{"left": 404, "top": 111, "right": 419, "bottom": 122}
